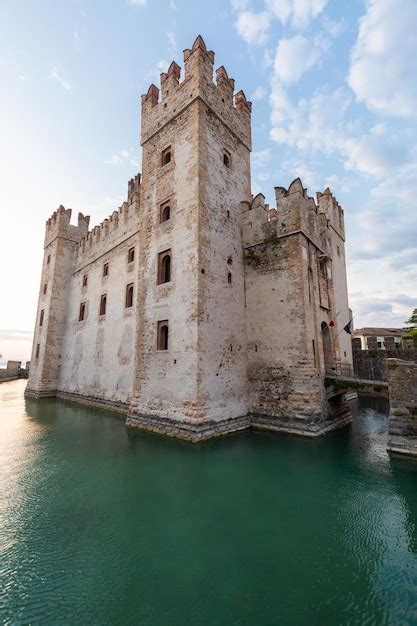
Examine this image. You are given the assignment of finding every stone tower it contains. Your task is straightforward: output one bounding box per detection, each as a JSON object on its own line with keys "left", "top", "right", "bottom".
{"left": 127, "top": 36, "right": 252, "bottom": 439}
{"left": 26, "top": 207, "right": 89, "bottom": 397}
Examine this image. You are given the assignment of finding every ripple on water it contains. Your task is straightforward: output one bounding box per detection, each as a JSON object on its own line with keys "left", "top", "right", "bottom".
{"left": 1, "top": 383, "right": 417, "bottom": 625}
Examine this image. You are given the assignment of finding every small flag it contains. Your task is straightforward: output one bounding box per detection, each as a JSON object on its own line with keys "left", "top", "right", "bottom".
{"left": 344, "top": 321, "right": 352, "bottom": 334}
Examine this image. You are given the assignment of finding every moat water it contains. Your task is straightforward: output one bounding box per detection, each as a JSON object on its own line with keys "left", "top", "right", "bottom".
{"left": 1, "top": 380, "right": 417, "bottom": 625}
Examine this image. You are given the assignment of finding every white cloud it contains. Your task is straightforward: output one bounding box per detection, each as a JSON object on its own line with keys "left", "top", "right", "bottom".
{"left": 252, "top": 148, "right": 271, "bottom": 168}
{"left": 105, "top": 148, "right": 139, "bottom": 168}
{"left": 270, "top": 83, "right": 413, "bottom": 178}
{"left": 322, "top": 15, "right": 344, "bottom": 37}
{"left": 273, "top": 34, "right": 328, "bottom": 84}
{"left": 348, "top": 0, "right": 417, "bottom": 117}
{"left": 49, "top": 66, "right": 72, "bottom": 91}
{"left": 167, "top": 31, "right": 177, "bottom": 56}
{"left": 251, "top": 85, "right": 267, "bottom": 100}
{"left": 235, "top": 11, "right": 271, "bottom": 45}
{"left": 129, "top": 0, "right": 147, "bottom": 5}
{"left": 266, "top": 0, "right": 327, "bottom": 29}
{"left": 231, "top": 0, "right": 250, "bottom": 10}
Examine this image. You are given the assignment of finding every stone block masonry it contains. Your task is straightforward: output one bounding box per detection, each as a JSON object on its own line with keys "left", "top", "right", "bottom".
{"left": 387, "top": 359, "right": 417, "bottom": 457}
{"left": 26, "top": 35, "right": 353, "bottom": 442}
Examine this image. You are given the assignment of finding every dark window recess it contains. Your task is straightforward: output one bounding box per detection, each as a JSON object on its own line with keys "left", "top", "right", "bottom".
{"left": 157, "top": 321, "right": 169, "bottom": 350}
{"left": 82, "top": 275, "right": 88, "bottom": 287}
{"left": 125, "top": 283, "right": 134, "bottom": 308}
{"left": 35, "top": 344, "right": 40, "bottom": 359}
{"left": 223, "top": 151, "right": 231, "bottom": 167}
{"left": 160, "top": 201, "right": 171, "bottom": 223}
{"left": 39, "top": 310, "right": 44, "bottom": 326}
{"left": 79, "top": 302, "right": 86, "bottom": 321}
{"left": 99, "top": 294, "right": 107, "bottom": 316}
{"left": 47, "top": 254, "right": 50, "bottom": 265}
{"left": 43, "top": 283, "right": 47, "bottom": 295}
{"left": 158, "top": 250, "right": 171, "bottom": 284}
{"left": 128, "top": 247, "right": 135, "bottom": 263}
{"left": 227, "top": 256, "right": 233, "bottom": 265}
{"left": 103, "top": 262, "right": 109, "bottom": 277}
{"left": 227, "top": 210, "right": 230, "bottom": 219}
{"left": 227, "top": 272, "right": 232, "bottom": 284}
{"left": 161, "top": 146, "right": 171, "bottom": 166}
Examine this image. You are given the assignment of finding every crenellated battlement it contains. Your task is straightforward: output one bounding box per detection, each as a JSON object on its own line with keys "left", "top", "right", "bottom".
{"left": 141, "top": 35, "right": 252, "bottom": 150}
{"left": 242, "top": 178, "right": 339, "bottom": 255}
{"left": 316, "top": 187, "right": 345, "bottom": 239}
{"left": 75, "top": 173, "right": 141, "bottom": 268}
{"left": 44, "top": 205, "right": 90, "bottom": 248}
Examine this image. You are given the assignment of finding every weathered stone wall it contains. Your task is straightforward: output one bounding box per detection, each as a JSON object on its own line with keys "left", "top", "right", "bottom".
{"left": 243, "top": 180, "right": 351, "bottom": 436}
{"left": 26, "top": 207, "right": 89, "bottom": 396}
{"left": 352, "top": 338, "right": 417, "bottom": 381}
{"left": 1, "top": 361, "right": 30, "bottom": 382}
{"left": 386, "top": 359, "right": 417, "bottom": 457}
{"left": 129, "top": 36, "right": 252, "bottom": 434}
{"left": 317, "top": 189, "right": 352, "bottom": 366}
{"left": 26, "top": 35, "right": 354, "bottom": 442}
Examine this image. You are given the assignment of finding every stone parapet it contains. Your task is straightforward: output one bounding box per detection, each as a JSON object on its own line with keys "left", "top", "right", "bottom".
{"left": 386, "top": 359, "right": 417, "bottom": 457}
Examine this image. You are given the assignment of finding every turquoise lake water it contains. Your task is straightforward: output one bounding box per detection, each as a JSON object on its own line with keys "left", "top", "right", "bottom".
{"left": 1, "top": 379, "right": 417, "bottom": 625}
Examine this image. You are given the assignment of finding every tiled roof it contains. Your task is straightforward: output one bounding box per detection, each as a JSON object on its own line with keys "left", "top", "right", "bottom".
{"left": 353, "top": 327, "right": 409, "bottom": 337}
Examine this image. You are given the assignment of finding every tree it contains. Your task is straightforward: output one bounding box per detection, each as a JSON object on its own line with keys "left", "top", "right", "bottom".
{"left": 404, "top": 308, "right": 417, "bottom": 343}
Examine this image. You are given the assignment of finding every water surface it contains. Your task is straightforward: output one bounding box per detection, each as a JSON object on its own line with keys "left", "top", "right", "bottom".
{"left": 1, "top": 380, "right": 417, "bottom": 625}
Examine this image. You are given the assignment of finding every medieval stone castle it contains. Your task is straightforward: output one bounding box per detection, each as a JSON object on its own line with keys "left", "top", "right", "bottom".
{"left": 26, "top": 36, "right": 353, "bottom": 441}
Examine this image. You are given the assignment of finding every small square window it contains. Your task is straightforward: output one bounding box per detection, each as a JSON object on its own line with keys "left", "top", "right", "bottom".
{"left": 82, "top": 275, "right": 88, "bottom": 287}
{"left": 103, "top": 262, "right": 109, "bottom": 277}
{"left": 125, "top": 283, "right": 134, "bottom": 308}
{"left": 79, "top": 302, "right": 86, "bottom": 321}
{"left": 99, "top": 294, "right": 107, "bottom": 316}
{"left": 128, "top": 247, "right": 135, "bottom": 263}
{"left": 161, "top": 146, "right": 172, "bottom": 166}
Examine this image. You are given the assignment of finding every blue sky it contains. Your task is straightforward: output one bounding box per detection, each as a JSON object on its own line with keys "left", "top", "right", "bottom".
{"left": 0, "top": 0, "right": 416, "bottom": 364}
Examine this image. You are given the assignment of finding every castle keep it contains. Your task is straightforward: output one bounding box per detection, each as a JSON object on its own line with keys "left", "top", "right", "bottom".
{"left": 26, "top": 36, "right": 353, "bottom": 441}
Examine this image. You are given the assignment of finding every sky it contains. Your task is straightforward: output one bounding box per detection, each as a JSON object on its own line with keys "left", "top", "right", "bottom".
{"left": 0, "top": 0, "right": 416, "bottom": 365}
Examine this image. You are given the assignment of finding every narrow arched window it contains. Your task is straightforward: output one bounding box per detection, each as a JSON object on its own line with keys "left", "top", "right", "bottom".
{"left": 157, "top": 321, "right": 169, "bottom": 350}
{"left": 125, "top": 283, "right": 134, "bottom": 308}
{"left": 157, "top": 250, "right": 171, "bottom": 284}
{"left": 39, "top": 309, "right": 44, "bottom": 326}
{"left": 161, "top": 146, "right": 171, "bottom": 166}
{"left": 79, "top": 302, "right": 86, "bottom": 321}
{"left": 223, "top": 150, "right": 231, "bottom": 167}
{"left": 160, "top": 202, "right": 170, "bottom": 223}
{"left": 99, "top": 294, "right": 107, "bottom": 316}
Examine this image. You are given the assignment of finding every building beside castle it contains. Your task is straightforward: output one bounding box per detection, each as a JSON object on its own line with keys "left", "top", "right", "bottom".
{"left": 26, "top": 36, "right": 353, "bottom": 441}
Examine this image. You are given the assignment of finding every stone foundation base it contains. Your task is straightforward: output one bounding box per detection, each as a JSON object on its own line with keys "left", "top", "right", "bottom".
{"left": 126, "top": 413, "right": 251, "bottom": 442}
{"left": 126, "top": 409, "right": 352, "bottom": 441}
{"left": 24, "top": 387, "right": 129, "bottom": 415}
{"left": 24, "top": 388, "right": 352, "bottom": 442}
{"left": 24, "top": 387, "right": 58, "bottom": 399}
{"left": 387, "top": 436, "right": 417, "bottom": 457}
{"left": 250, "top": 411, "right": 352, "bottom": 438}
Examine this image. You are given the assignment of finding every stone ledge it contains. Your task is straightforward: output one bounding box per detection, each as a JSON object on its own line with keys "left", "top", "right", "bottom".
{"left": 126, "top": 413, "right": 250, "bottom": 442}
{"left": 24, "top": 387, "right": 129, "bottom": 415}
{"left": 251, "top": 412, "right": 352, "bottom": 438}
